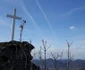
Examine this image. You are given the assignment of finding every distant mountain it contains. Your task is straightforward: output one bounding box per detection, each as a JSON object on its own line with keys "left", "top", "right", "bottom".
{"left": 32, "top": 58, "right": 85, "bottom": 70}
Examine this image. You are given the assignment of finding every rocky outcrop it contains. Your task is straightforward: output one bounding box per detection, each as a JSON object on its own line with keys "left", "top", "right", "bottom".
{"left": 0, "top": 41, "right": 40, "bottom": 70}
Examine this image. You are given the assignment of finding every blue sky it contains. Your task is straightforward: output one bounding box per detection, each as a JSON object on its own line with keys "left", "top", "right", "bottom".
{"left": 0, "top": 0, "right": 85, "bottom": 59}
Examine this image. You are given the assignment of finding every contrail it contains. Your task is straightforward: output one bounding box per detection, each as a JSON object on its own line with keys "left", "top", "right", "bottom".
{"left": 60, "top": 6, "right": 85, "bottom": 17}
{"left": 36, "top": 0, "right": 56, "bottom": 37}
{"left": 21, "top": 2, "right": 43, "bottom": 38}
{"left": 21, "top": 3, "right": 40, "bottom": 30}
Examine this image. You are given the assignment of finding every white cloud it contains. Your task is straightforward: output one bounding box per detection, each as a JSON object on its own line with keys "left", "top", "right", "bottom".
{"left": 69, "top": 26, "right": 75, "bottom": 30}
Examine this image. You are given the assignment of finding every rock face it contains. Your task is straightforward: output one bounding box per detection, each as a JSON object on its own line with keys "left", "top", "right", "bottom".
{"left": 0, "top": 41, "right": 40, "bottom": 70}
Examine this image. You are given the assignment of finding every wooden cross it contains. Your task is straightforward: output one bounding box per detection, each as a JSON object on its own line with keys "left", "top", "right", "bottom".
{"left": 7, "top": 8, "right": 22, "bottom": 41}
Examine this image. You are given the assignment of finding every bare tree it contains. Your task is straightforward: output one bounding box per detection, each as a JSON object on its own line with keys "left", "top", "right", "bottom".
{"left": 76, "top": 64, "right": 81, "bottom": 70}
{"left": 37, "top": 46, "right": 44, "bottom": 70}
{"left": 66, "top": 40, "right": 73, "bottom": 70}
{"left": 51, "top": 52, "right": 63, "bottom": 70}
{"left": 31, "top": 48, "right": 38, "bottom": 70}
{"left": 29, "top": 39, "right": 32, "bottom": 44}
{"left": 41, "top": 39, "right": 51, "bottom": 70}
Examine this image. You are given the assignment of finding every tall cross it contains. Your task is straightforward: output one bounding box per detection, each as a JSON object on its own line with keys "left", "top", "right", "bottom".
{"left": 7, "top": 8, "right": 22, "bottom": 41}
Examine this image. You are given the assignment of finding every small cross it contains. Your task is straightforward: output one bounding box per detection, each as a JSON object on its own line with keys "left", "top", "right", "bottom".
{"left": 7, "top": 8, "right": 22, "bottom": 41}
{"left": 20, "top": 20, "right": 26, "bottom": 42}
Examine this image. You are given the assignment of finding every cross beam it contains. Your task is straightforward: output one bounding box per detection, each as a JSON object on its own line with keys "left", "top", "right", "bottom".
{"left": 7, "top": 8, "right": 22, "bottom": 41}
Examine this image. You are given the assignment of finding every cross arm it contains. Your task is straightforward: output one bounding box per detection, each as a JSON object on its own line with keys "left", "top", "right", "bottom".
{"left": 6, "top": 14, "right": 22, "bottom": 20}
{"left": 7, "top": 14, "right": 14, "bottom": 18}
{"left": 16, "top": 16, "right": 22, "bottom": 20}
